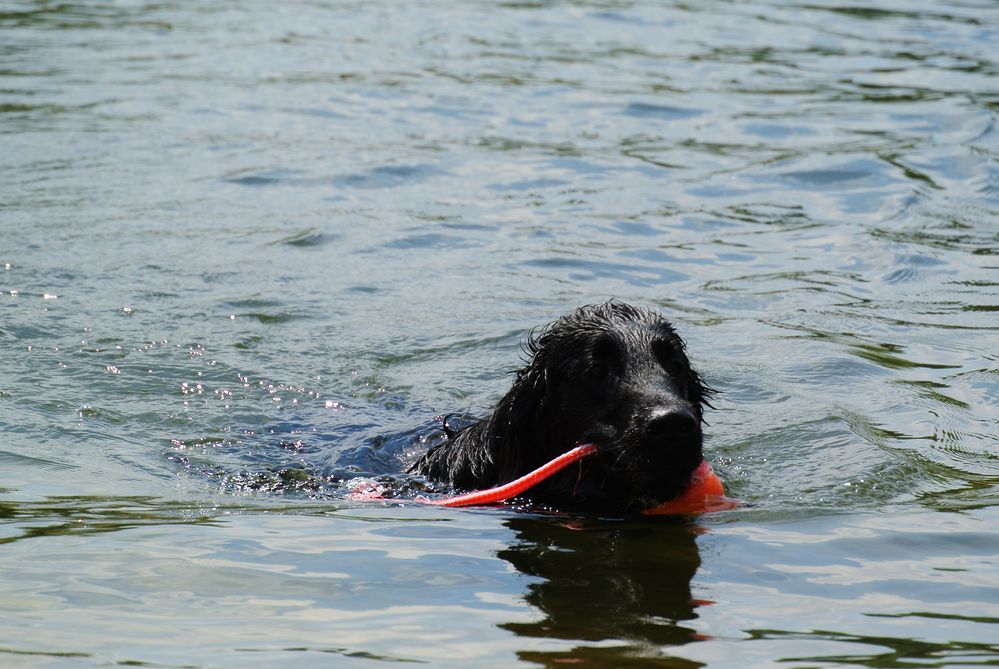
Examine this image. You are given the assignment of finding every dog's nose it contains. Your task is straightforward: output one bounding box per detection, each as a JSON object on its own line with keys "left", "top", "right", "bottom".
{"left": 643, "top": 408, "right": 700, "bottom": 442}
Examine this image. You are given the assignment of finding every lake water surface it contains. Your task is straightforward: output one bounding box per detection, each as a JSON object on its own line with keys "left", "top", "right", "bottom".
{"left": 2, "top": 1, "right": 998, "bottom": 667}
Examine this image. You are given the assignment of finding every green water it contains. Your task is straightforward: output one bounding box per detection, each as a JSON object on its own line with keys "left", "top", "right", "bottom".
{"left": 1, "top": 0, "right": 997, "bottom": 666}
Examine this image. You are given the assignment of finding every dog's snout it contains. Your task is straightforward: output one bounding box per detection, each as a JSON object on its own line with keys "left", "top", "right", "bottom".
{"left": 643, "top": 408, "right": 699, "bottom": 442}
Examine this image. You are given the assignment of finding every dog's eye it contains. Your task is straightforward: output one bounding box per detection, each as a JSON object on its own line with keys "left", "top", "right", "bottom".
{"left": 652, "top": 340, "right": 687, "bottom": 376}
{"left": 586, "top": 362, "right": 611, "bottom": 380}
{"left": 661, "top": 360, "right": 684, "bottom": 376}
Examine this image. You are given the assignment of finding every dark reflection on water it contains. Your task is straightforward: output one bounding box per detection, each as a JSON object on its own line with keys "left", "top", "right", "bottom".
{"left": 499, "top": 516, "right": 704, "bottom": 667}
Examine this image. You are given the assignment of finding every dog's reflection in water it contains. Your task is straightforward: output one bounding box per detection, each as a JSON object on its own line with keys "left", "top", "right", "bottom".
{"left": 498, "top": 515, "right": 707, "bottom": 667}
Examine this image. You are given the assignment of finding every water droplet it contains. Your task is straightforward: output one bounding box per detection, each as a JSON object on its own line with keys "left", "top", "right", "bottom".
{"left": 78, "top": 405, "right": 101, "bottom": 418}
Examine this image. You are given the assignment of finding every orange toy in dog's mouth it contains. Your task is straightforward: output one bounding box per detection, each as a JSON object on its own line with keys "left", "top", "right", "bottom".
{"left": 640, "top": 459, "right": 738, "bottom": 515}
{"left": 429, "top": 443, "right": 737, "bottom": 514}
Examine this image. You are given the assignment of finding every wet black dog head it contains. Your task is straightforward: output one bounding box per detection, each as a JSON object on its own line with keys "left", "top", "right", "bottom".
{"left": 488, "top": 302, "right": 713, "bottom": 512}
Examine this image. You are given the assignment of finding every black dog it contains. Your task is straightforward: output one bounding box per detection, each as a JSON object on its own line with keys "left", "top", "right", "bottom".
{"left": 412, "top": 302, "right": 713, "bottom": 512}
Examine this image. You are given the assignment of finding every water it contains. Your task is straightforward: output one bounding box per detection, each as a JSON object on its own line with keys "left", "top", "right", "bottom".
{"left": 2, "top": 0, "right": 998, "bottom": 666}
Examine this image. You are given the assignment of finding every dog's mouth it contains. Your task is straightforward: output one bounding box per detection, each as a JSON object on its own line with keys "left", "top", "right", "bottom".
{"left": 564, "top": 406, "right": 705, "bottom": 508}
{"left": 424, "top": 442, "right": 731, "bottom": 514}
{"left": 547, "top": 439, "right": 727, "bottom": 514}
{"left": 626, "top": 441, "right": 704, "bottom": 504}
{"left": 570, "top": 428, "right": 702, "bottom": 508}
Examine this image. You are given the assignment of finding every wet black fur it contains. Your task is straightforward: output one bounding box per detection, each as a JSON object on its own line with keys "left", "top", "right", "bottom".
{"left": 412, "top": 302, "right": 714, "bottom": 512}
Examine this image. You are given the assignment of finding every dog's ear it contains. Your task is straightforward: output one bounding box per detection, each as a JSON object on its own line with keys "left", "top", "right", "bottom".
{"left": 487, "top": 344, "right": 552, "bottom": 483}
{"left": 663, "top": 322, "right": 716, "bottom": 421}
{"left": 687, "top": 366, "right": 717, "bottom": 421}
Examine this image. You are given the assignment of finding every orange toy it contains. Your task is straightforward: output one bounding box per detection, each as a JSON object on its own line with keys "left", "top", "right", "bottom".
{"left": 641, "top": 460, "right": 738, "bottom": 515}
